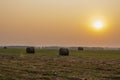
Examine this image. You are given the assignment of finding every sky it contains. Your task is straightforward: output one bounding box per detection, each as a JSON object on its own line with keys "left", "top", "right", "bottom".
{"left": 0, "top": 0, "right": 120, "bottom": 47}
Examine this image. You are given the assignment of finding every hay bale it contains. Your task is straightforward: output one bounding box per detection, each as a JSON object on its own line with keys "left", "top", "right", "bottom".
{"left": 26, "top": 47, "right": 35, "bottom": 54}
{"left": 59, "top": 48, "right": 69, "bottom": 56}
{"left": 78, "top": 47, "right": 84, "bottom": 51}
{"left": 3, "top": 46, "right": 7, "bottom": 49}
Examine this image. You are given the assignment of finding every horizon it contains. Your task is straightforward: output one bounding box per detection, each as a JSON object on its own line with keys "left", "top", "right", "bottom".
{"left": 1, "top": 0, "right": 120, "bottom": 47}
{"left": 0, "top": 45, "right": 120, "bottom": 49}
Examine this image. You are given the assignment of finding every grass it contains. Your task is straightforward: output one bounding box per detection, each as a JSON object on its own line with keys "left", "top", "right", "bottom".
{"left": 0, "top": 48, "right": 120, "bottom": 80}
{"left": 0, "top": 48, "right": 120, "bottom": 60}
{"left": 70, "top": 50, "right": 120, "bottom": 60}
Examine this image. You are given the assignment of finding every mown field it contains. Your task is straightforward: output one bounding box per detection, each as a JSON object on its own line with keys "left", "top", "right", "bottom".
{"left": 0, "top": 48, "right": 120, "bottom": 80}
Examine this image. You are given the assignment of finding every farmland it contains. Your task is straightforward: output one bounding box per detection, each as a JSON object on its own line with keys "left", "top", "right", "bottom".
{"left": 0, "top": 48, "right": 120, "bottom": 80}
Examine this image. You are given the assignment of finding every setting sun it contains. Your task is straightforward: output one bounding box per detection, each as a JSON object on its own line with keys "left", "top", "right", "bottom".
{"left": 0, "top": 0, "right": 120, "bottom": 47}
{"left": 93, "top": 20, "right": 104, "bottom": 30}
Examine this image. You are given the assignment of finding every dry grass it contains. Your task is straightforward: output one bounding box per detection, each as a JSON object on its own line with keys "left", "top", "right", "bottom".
{"left": 0, "top": 53, "right": 120, "bottom": 80}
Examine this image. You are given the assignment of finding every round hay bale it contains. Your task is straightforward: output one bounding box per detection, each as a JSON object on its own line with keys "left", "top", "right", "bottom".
{"left": 26, "top": 47, "right": 35, "bottom": 54}
{"left": 78, "top": 47, "right": 84, "bottom": 51}
{"left": 3, "top": 46, "right": 7, "bottom": 49}
{"left": 59, "top": 48, "right": 69, "bottom": 56}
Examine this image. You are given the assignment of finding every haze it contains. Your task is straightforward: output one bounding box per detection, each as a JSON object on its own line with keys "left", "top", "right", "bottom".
{"left": 0, "top": 0, "right": 120, "bottom": 47}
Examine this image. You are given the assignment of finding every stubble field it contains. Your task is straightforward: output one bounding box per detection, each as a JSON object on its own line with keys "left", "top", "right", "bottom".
{"left": 0, "top": 48, "right": 120, "bottom": 80}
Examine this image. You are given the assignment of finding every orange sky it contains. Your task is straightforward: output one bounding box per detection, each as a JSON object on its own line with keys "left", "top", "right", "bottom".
{"left": 0, "top": 0, "right": 120, "bottom": 47}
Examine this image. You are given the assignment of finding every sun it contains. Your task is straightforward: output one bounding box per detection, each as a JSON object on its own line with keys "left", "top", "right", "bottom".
{"left": 92, "top": 20, "right": 104, "bottom": 30}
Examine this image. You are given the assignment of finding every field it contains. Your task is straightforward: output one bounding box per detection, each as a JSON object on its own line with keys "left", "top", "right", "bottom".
{"left": 0, "top": 48, "right": 120, "bottom": 80}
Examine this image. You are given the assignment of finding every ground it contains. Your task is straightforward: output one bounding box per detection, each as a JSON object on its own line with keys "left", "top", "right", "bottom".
{"left": 0, "top": 48, "right": 120, "bottom": 80}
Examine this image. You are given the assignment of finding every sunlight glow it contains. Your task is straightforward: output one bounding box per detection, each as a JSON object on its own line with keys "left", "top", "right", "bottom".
{"left": 93, "top": 20, "right": 104, "bottom": 30}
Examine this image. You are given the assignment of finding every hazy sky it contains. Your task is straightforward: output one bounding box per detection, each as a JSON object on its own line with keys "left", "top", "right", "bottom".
{"left": 0, "top": 0, "right": 120, "bottom": 47}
